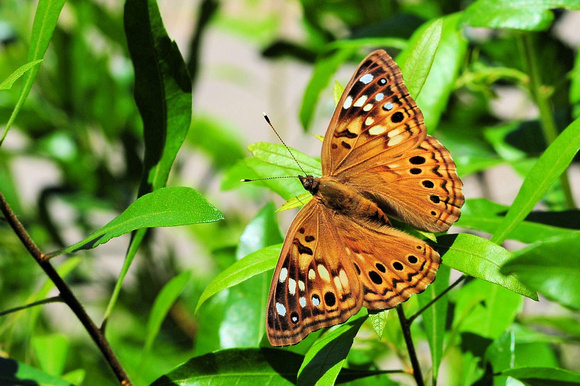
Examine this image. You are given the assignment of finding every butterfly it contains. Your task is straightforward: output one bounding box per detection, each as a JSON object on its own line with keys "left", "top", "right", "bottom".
{"left": 266, "top": 49, "right": 464, "bottom": 346}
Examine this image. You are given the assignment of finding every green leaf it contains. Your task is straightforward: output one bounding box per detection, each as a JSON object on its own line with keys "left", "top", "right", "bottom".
{"left": 299, "top": 48, "right": 357, "bottom": 131}
{"left": 195, "top": 244, "right": 281, "bottom": 313}
{"left": 501, "top": 234, "right": 580, "bottom": 311}
{"left": 368, "top": 310, "right": 389, "bottom": 340}
{"left": 248, "top": 142, "right": 321, "bottom": 175}
{"left": 151, "top": 348, "right": 303, "bottom": 385}
{"left": 492, "top": 118, "right": 580, "bottom": 244}
{"left": 1, "top": 0, "right": 65, "bottom": 144}
{"left": 0, "top": 60, "right": 43, "bottom": 90}
{"left": 463, "top": 0, "right": 580, "bottom": 31}
{"left": 125, "top": 0, "right": 192, "bottom": 195}
{"left": 0, "top": 357, "right": 72, "bottom": 386}
{"left": 438, "top": 233, "right": 537, "bottom": 299}
{"left": 417, "top": 264, "right": 450, "bottom": 380}
{"left": 32, "top": 334, "right": 69, "bottom": 376}
{"left": 51, "top": 187, "right": 223, "bottom": 256}
{"left": 144, "top": 270, "right": 192, "bottom": 352}
{"left": 413, "top": 13, "right": 468, "bottom": 131}
{"left": 277, "top": 192, "right": 312, "bottom": 212}
{"left": 297, "top": 314, "right": 367, "bottom": 385}
{"left": 498, "top": 366, "right": 580, "bottom": 383}
{"left": 457, "top": 198, "right": 580, "bottom": 244}
{"left": 400, "top": 18, "right": 443, "bottom": 99}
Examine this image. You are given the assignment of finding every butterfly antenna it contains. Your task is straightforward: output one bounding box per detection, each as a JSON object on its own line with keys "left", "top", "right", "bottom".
{"left": 263, "top": 113, "right": 308, "bottom": 176}
{"left": 241, "top": 175, "right": 298, "bottom": 183}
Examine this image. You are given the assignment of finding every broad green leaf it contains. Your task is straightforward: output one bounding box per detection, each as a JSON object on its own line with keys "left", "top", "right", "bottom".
{"left": 32, "top": 334, "right": 69, "bottom": 377}
{"left": 0, "top": 60, "right": 43, "bottom": 90}
{"left": 492, "top": 118, "right": 580, "bottom": 244}
{"left": 300, "top": 48, "right": 357, "bottom": 131}
{"left": 1, "top": 0, "right": 65, "bottom": 144}
{"left": 195, "top": 244, "right": 281, "bottom": 313}
{"left": 125, "top": 0, "right": 192, "bottom": 195}
{"left": 248, "top": 142, "right": 321, "bottom": 175}
{"left": 413, "top": 13, "right": 467, "bottom": 131}
{"left": 50, "top": 187, "right": 223, "bottom": 257}
{"left": 454, "top": 280, "right": 522, "bottom": 340}
{"left": 151, "top": 348, "right": 303, "bottom": 385}
{"left": 501, "top": 234, "right": 580, "bottom": 311}
{"left": 463, "top": 0, "right": 580, "bottom": 31}
{"left": 438, "top": 233, "right": 536, "bottom": 299}
{"left": 416, "top": 264, "right": 450, "bottom": 380}
{"left": 498, "top": 367, "right": 580, "bottom": 383}
{"left": 485, "top": 330, "right": 515, "bottom": 374}
{"left": 0, "top": 357, "right": 71, "bottom": 386}
{"left": 220, "top": 203, "right": 283, "bottom": 348}
{"left": 144, "top": 270, "right": 192, "bottom": 352}
{"left": 457, "top": 198, "right": 580, "bottom": 244}
{"left": 297, "top": 314, "right": 367, "bottom": 385}
{"left": 400, "top": 18, "right": 443, "bottom": 99}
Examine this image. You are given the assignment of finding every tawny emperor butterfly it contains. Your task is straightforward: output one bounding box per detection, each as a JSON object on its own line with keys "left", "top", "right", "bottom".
{"left": 266, "top": 50, "right": 464, "bottom": 346}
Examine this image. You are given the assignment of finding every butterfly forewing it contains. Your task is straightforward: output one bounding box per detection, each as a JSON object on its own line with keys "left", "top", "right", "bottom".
{"left": 266, "top": 200, "right": 363, "bottom": 346}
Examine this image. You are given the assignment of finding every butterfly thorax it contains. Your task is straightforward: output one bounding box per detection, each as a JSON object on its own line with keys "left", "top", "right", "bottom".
{"left": 299, "top": 175, "right": 390, "bottom": 227}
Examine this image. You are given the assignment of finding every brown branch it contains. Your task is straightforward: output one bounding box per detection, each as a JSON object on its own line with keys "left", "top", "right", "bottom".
{"left": 396, "top": 304, "right": 424, "bottom": 386}
{"left": 0, "top": 190, "right": 132, "bottom": 386}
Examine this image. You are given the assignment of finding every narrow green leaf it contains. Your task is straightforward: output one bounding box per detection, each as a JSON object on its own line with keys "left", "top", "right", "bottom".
{"left": 492, "top": 118, "right": 580, "bottom": 244}
{"left": 1, "top": 0, "right": 65, "bottom": 144}
{"left": 417, "top": 264, "right": 450, "bottom": 380}
{"left": 50, "top": 187, "right": 223, "bottom": 257}
{"left": 32, "top": 334, "right": 69, "bottom": 377}
{"left": 499, "top": 366, "right": 580, "bottom": 383}
{"left": 413, "top": 13, "right": 468, "bottom": 131}
{"left": 144, "top": 270, "right": 192, "bottom": 352}
{"left": 0, "top": 60, "right": 43, "bottom": 90}
{"left": 438, "top": 233, "right": 536, "bottom": 299}
{"left": 297, "top": 314, "right": 367, "bottom": 385}
{"left": 463, "top": 0, "right": 580, "bottom": 31}
{"left": 195, "top": 244, "right": 281, "bottom": 313}
{"left": 501, "top": 234, "right": 580, "bottom": 311}
{"left": 151, "top": 348, "right": 303, "bottom": 385}
{"left": 400, "top": 18, "right": 443, "bottom": 99}
{"left": 299, "top": 48, "right": 357, "bottom": 131}
{"left": 277, "top": 193, "right": 312, "bottom": 212}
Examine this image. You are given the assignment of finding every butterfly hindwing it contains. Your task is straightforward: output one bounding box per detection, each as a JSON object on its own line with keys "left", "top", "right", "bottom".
{"left": 266, "top": 200, "right": 363, "bottom": 346}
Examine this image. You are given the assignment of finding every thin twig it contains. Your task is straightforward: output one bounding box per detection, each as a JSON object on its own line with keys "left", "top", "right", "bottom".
{"left": 0, "top": 190, "right": 132, "bottom": 386}
{"left": 0, "top": 296, "right": 63, "bottom": 317}
{"left": 396, "top": 304, "right": 424, "bottom": 386}
{"left": 408, "top": 274, "right": 466, "bottom": 324}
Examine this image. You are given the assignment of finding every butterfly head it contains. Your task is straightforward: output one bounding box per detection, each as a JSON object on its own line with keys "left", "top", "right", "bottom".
{"left": 298, "top": 175, "right": 319, "bottom": 194}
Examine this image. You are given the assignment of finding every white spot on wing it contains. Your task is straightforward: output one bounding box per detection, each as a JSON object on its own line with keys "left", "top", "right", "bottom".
{"left": 353, "top": 95, "right": 368, "bottom": 107}
{"left": 376, "top": 93, "right": 384, "bottom": 101}
{"left": 384, "top": 102, "right": 394, "bottom": 111}
{"left": 388, "top": 136, "right": 404, "bottom": 146}
{"left": 299, "top": 297, "right": 307, "bottom": 307}
{"left": 365, "top": 117, "right": 374, "bottom": 126}
{"left": 360, "top": 74, "right": 374, "bottom": 84}
{"left": 288, "top": 278, "right": 297, "bottom": 295}
{"left": 369, "top": 125, "right": 387, "bottom": 135}
{"left": 343, "top": 95, "right": 353, "bottom": 109}
{"left": 363, "top": 103, "right": 373, "bottom": 112}
{"left": 317, "top": 265, "right": 331, "bottom": 282}
{"left": 299, "top": 280, "right": 305, "bottom": 291}
{"left": 334, "top": 276, "right": 343, "bottom": 291}
{"left": 312, "top": 296, "right": 321, "bottom": 306}
{"left": 279, "top": 268, "right": 288, "bottom": 283}
{"left": 276, "top": 302, "right": 286, "bottom": 316}
{"left": 308, "top": 269, "right": 316, "bottom": 280}
{"left": 339, "top": 270, "right": 349, "bottom": 288}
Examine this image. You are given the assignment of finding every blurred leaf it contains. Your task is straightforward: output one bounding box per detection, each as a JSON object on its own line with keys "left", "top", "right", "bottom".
{"left": 498, "top": 366, "right": 580, "bottom": 383}
{"left": 151, "top": 348, "right": 303, "bottom": 385}
{"left": 485, "top": 330, "right": 515, "bottom": 374}
{"left": 195, "top": 244, "right": 281, "bottom": 313}
{"left": 438, "top": 233, "right": 536, "bottom": 299}
{"left": 0, "top": 0, "right": 65, "bottom": 144}
{"left": 413, "top": 13, "right": 467, "bottom": 131}
{"left": 297, "top": 314, "right": 367, "bottom": 385}
{"left": 520, "top": 315, "right": 580, "bottom": 339}
{"left": 0, "top": 60, "right": 43, "bottom": 90}
{"left": 248, "top": 142, "right": 321, "bottom": 175}
{"left": 457, "top": 198, "right": 580, "bottom": 243}
{"left": 32, "top": 334, "right": 69, "bottom": 376}
{"left": 400, "top": 18, "right": 443, "bottom": 99}
{"left": 492, "top": 117, "right": 580, "bottom": 244}
{"left": 501, "top": 234, "right": 580, "bottom": 310}
{"left": 463, "top": 0, "right": 580, "bottom": 31}
{"left": 417, "top": 264, "right": 450, "bottom": 380}
{"left": 300, "top": 48, "right": 357, "bottom": 131}
{"left": 144, "top": 270, "right": 192, "bottom": 352}
{"left": 0, "top": 357, "right": 72, "bottom": 386}
{"left": 51, "top": 187, "right": 223, "bottom": 256}
{"left": 277, "top": 192, "right": 312, "bottom": 212}
{"left": 125, "top": 0, "right": 192, "bottom": 195}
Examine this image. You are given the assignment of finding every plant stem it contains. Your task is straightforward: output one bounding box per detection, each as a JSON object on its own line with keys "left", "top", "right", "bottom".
{"left": 408, "top": 274, "right": 466, "bottom": 324}
{"left": 396, "top": 304, "right": 424, "bottom": 386}
{"left": 0, "top": 296, "right": 63, "bottom": 317}
{"left": 520, "top": 33, "right": 576, "bottom": 209}
{"left": 0, "top": 190, "right": 132, "bottom": 386}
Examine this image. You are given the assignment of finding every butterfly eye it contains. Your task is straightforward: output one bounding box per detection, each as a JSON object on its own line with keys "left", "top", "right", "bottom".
{"left": 291, "top": 312, "right": 299, "bottom": 324}
{"left": 311, "top": 294, "right": 321, "bottom": 307}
